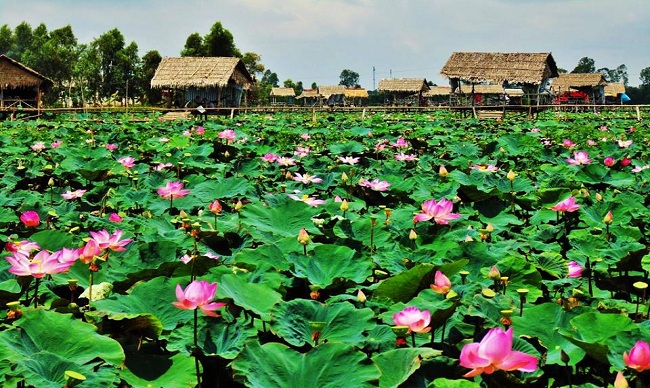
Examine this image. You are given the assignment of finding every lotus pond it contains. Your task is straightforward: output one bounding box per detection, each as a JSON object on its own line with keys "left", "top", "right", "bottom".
{"left": 0, "top": 110, "right": 650, "bottom": 388}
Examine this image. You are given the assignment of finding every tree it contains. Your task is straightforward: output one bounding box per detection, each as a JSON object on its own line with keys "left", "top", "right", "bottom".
{"left": 295, "top": 81, "right": 304, "bottom": 96}
{"left": 572, "top": 57, "right": 595, "bottom": 73}
{"left": 283, "top": 79, "right": 296, "bottom": 89}
{"left": 203, "top": 22, "right": 240, "bottom": 57}
{"left": 140, "top": 50, "right": 163, "bottom": 105}
{"left": 339, "top": 69, "right": 360, "bottom": 87}
{"left": 557, "top": 68, "right": 568, "bottom": 74}
{"left": 180, "top": 33, "right": 205, "bottom": 57}
{"left": 0, "top": 24, "right": 12, "bottom": 55}
{"left": 9, "top": 21, "right": 33, "bottom": 61}
{"left": 261, "top": 70, "right": 279, "bottom": 87}
{"left": 640, "top": 67, "right": 650, "bottom": 86}
{"left": 241, "top": 52, "right": 265, "bottom": 80}
{"left": 311, "top": 82, "right": 318, "bottom": 89}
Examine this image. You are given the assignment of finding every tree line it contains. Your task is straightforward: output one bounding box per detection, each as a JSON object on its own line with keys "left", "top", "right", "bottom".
{"left": 1, "top": 21, "right": 649, "bottom": 106}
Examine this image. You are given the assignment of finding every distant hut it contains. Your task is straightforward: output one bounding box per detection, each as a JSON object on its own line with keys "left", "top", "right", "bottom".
{"left": 440, "top": 52, "right": 558, "bottom": 106}
{"left": 551, "top": 73, "right": 607, "bottom": 104}
{"left": 0, "top": 54, "right": 53, "bottom": 113}
{"left": 604, "top": 82, "right": 627, "bottom": 104}
{"left": 150, "top": 57, "right": 254, "bottom": 108}
{"left": 344, "top": 87, "right": 369, "bottom": 106}
{"left": 423, "top": 86, "right": 451, "bottom": 105}
{"left": 377, "top": 78, "right": 430, "bottom": 106}
{"left": 269, "top": 87, "right": 296, "bottom": 105}
{"left": 296, "top": 88, "right": 320, "bottom": 106}
{"left": 318, "top": 85, "right": 346, "bottom": 107}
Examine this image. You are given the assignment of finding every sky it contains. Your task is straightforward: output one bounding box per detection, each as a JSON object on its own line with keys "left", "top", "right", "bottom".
{"left": 1, "top": 0, "right": 649, "bottom": 88}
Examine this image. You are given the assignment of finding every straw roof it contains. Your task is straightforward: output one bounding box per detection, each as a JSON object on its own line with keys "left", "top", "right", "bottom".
{"left": 604, "top": 82, "right": 626, "bottom": 97}
{"left": 423, "top": 86, "right": 451, "bottom": 97}
{"left": 150, "top": 57, "right": 253, "bottom": 89}
{"left": 270, "top": 87, "right": 295, "bottom": 97}
{"left": 0, "top": 54, "right": 53, "bottom": 89}
{"left": 377, "top": 78, "right": 430, "bottom": 93}
{"left": 344, "top": 88, "right": 369, "bottom": 98}
{"left": 440, "top": 52, "right": 558, "bottom": 85}
{"left": 318, "top": 85, "right": 346, "bottom": 98}
{"left": 550, "top": 73, "right": 607, "bottom": 93}
{"left": 296, "top": 89, "right": 320, "bottom": 99}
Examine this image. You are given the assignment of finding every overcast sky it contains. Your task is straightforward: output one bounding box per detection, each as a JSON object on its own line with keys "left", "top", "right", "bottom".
{"left": 2, "top": 0, "right": 649, "bottom": 88}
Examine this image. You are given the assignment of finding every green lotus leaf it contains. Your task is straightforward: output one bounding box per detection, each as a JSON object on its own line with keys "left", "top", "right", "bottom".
{"left": 239, "top": 199, "right": 320, "bottom": 243}
{"left": 286, "top": 244, "right": 372, "bottom": 288}
{"left": 231, "top": 341, "right": 380, "bottom": 388}
{"left": 374, "top": 264, "right": 435, "bottom": 303}
{"left": 119, "top": 351, "right": 196, "bottom": 388}
{"left": 372, "top": 348, "right": 441, "bottom": 388}
{"left": 217, "top": 273, "right": 283, "bottom": 321}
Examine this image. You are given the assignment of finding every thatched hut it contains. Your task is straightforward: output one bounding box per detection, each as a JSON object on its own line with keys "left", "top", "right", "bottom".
{"left": 269, "top": 87, "right": 296, "bottom": 105}
{"left": 150, "top": 57, "right": 254, "bottom": 108}
{"left": 377, "top": 78, "right": 430, "bottom": 106}
{"left": 604, "top": 82, "right": 627, "bottom": 104}
{"left": 344, "top": 87, "right": 369, "bottom": 106}
{"left": 318, "top": 85, "right": 346, "bottom": 106}
{"left": 440, "top": 52, "right": 558, "bottom": 105}
{"left": 296, "top": 88, "right": 320, "bottom": 106}
{"left": 550, "top": 73, "right": 607, "bottom": 104}
{"left": 0, "top": 54, "right": 53, "bottom": 111}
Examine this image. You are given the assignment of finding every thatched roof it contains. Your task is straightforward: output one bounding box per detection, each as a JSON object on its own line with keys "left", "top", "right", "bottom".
{"left": 150, "top": 57, "right": 253, "bottom": 89}
{"left": 604, "top": 82, "right": 626, "bottom": 97}
{"left": 440, "top": 52, "right": 558, "bottom": 85}
{"left": 318, "top": 85, "right": 346, "bottom": 98}
{"left": 377, "top": 78, "right": 430, "bottom": 93}
{"left": 550, "top": 73, "right": 607, "bottom": 93}
{"left": 270, "top": 87, "right": 295, "bottom": 97}
{"left": 0, "top": 54, "right": 53, "bottom": 89}
{"left": 423, "top": 86, "right": 451, "bottom": 97}
{"left": 344, "top": 88, "right": 369, "bottom": 98}
{"left": 296, "top": 89, "right": 320, "bottom": 99}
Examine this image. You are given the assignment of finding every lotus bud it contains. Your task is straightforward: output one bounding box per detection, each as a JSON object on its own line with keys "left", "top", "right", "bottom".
{"left": 340, "top": 199, "right": 349, "bottom": 212}
{"left": 341, "top": 172, "right": 349, "bottom": 182}
{"left": 507, "top": 170, "right": 517, "bottom": 181}
{"left": 234, "top": 200, "right": 243, "bottom": 211}
{"left": 298, "top": 228, "right": 310, "bottom": 245}
{"left": 595, "top": 192, "right": 603, "bottom": 202}
{"left": 224, "top": 150, "right": 230, "bottom": 158}
{"left": 357, "top": 289, "right": 367, "bottom": 303}
{"left": 209, "top": 200, "right": 223, "bottom": 215}
{"left": 409, "top": 229, "right": 418, "bottom": 240}
{"left": 285, "top": 171, "right": 293, "bottom": 180}
{"left": 465, "top": 234, "right": 474, "bottom": 242}
{"left": 48, "top": 177, "right": 55, "bottom": 187}
{"left": 439, "top": 165, "right": 448, "bottom": 177}
{"left": 485, "top": 223, "right": 494, "bottom": 233}
{"left": 488, "top": 266, "right": 501, "bottom": 280}
{"left": 603, "top": 211, "right": 613, "bottom": 225}
{"left": 614, "top": 371, "right": 629, "bottom": 388}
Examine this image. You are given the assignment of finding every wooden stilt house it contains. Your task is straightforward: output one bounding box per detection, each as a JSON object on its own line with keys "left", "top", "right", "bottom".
{"left": 0, "top": 54, "right": 53, "bottom": 113}
{"left": 150, "top": 57, "right": 254, "bottom": 108}
{"left": 550, "top": 73, "right": 608, "bottom": 104}
{"left": 440, "top": 52, "right": 558, "bottom": 106}
{"left": 269, "top": 87, "right": 296, "bottom": 105}
{"left": 377, "top": 78, "right": 430, "bottom": 106}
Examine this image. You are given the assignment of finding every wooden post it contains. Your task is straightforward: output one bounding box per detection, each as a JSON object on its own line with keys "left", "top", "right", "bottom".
{"left": 636, "top": 106, "right": 641, "bottom": 121}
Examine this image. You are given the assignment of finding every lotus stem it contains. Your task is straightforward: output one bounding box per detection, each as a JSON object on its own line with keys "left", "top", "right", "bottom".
{"left": 410, "top": 332, "right": 416, "bottom": 348}
{"left": 32, "top": 277, "right": 40, "bottom": 307}
{"left": 586, "top": 256, "right": 593, "bottom": 297}
{"left": 369, "top": 215, "right": 377, "bottom": 254}
{"left": 88, "top": 272, "right": 93, "bottom": 308}
{"left": 194, "top": 308, "right": 202, "bottom": 387}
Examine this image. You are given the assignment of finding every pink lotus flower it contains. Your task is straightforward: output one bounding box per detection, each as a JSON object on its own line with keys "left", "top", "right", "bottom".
{"left": 20, "top": 211, "right": 40, "bottom": 227}
{"left": 218, "top": 129, "right": 236, "bottom": 143}
{"left": 6, "top": 250, "right": 74, "bottom": 278}
{"left": 157, "top": 181, "right": 190, "bottom": 200}
{"left": 261, "top": 153, "right": 279, "bottom": 163}
{"left": 52, "top": 247, "right": 80, "bottom": 264}
{"left": 393, "top": 306, "right": 431, "bottom": 334}
{"left": 459, "top": 327, "right": 538, "bottom": 377}
{"left": 294, "top": 146, "right": 311, "bottom": 157}
{"left": 603, "top": 157, "right": 616, "bottom": 167}
{"left": 159, "top": 137, "right": 170, "bottom": 143}
{"left": 209, "top": 200, "right": 223, "bottom": 215}
{"left": 51, "top": 141, "right": 62, "bottom": 149}
{"left": 338, "top": 156, "right": 359, "bottom": 165}
{"left": 90, "top": 229, "right": 131, "bottom": 252}
{"left": 623, "top": 340, "right": 650, "bottom": 372}
{"left": 276, "top": 156, "right": 296, "bottom": 166}
{"left": 300, "top": 133, "right": 311, "bottom": 140}
{"left": 31, "top": 142, "right": 46, "bottom": 152}
{"left": 293, "top": 173, "right": 323, "bottom": 184}
{"left": 470, "top": 164, "right": 499, "bottom": 172}
{"left": 360, "top": 178, "right": 391, "bottom": 191}
{"left": 562, "top": 139, "right": 576, "bottom": 148}
{"left": 551, "top": 196, "right": 580, "bottom": 213}
{"left": 5, "top": 240, "right": 40, "bottom": 254}
{"left": 375, "top": 139, "right": 389, "bottom": 152}
{"left": 566, "top": 151, "right": 591, "bottom": 165}
{"left": 173, "top": 280, "right": 227, "bottom": 317}
{"left": 105, "top": 143, "right": 118, "bottom": 151}
{"left": 391, "top": 136, "right": 410, "bottom": 149}
{"left": 287, "top": 194, "right": 326, "bottom": 207}
{"left": 632, "top": 165, "right": 650, "bottom": 173}
{"left": 118, "top": 156, "right": 136, "bottom": 169}
{"left": 618, "top": 139, "right": 633, "bottom": 148}
{"left": 430, "top": 271, "right": 451, "bottom": 294}
{"left": 567, "top": 261, "right": 583, "bottom": 278}
{"left": 395, "top": 153, "right": 417, "bottom": 161}
{"left": 621, "top": 158, "right": 632, "bottom": 166}
{"left": 413, "top": 198, "right": 461, "bottom": 225}
{"left": 61, "top": 189, "right": 87, "bottom": 200}
{"left": 153, "top": 162, "right": 173, "bottom": 171}
{"left": 195, "top": 126, "right": 205, "bottom": 136}
{"left": 108, "top": 213, "right": 123, "bottom": 223}
{"left": 78, "top": 239, "right": 102, "bottom": 264}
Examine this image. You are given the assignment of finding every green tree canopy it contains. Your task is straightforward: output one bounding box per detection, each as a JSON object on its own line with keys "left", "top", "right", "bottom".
{"left": 180, "top": 33, "right": 205, "bottom": 57}
{"left": 571, "top": 57, "right": 596, "bottom": 73}
{"left": 241, "top": 52, "right": 265, "bottom": 79}
{"left": 203, "top": 22, "right": 240, "bottom": 57}
{"left": 339, "top": 69, "right": 360, "bottom": 87}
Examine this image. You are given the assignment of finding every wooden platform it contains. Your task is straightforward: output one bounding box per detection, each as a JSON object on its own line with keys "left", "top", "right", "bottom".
{"left": 160, "top": 111, "right": 192, "bottom": 121}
